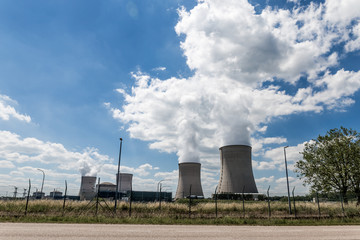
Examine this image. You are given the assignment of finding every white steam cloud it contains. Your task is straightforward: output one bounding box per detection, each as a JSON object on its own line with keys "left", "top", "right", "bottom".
{"left": 108, "top": 0, "right": 360, "bottom": 163}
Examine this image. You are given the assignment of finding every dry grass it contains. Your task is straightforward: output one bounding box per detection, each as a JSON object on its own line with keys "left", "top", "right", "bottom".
{"left": 0, "top": 199, "right": 359, "bottom": 219}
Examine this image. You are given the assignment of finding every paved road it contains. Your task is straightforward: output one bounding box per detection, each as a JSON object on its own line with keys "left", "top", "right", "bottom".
{"left": 0, "top": 223, "right": 359, "bottom": 240}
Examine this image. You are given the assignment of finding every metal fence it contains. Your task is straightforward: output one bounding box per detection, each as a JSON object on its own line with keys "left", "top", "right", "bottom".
{"left": 1, "top": 191, "right": 359, "bottom": 220}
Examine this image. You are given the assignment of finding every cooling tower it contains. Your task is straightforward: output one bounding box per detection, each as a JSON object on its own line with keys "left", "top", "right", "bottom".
{"left": 217, "top": 145, "right": 258, "bottom": 194}
{"left": 116, "top": 173, "right": 133, "bottom": 192}
{"left": 175, "top": 162, "right": 204, "bottom": 199}
{"left": 79, "top": 176, "right": 97, "bottom": 200}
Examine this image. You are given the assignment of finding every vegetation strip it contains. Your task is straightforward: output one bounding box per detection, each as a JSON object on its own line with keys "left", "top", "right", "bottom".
{"left": 1, "top": 199, "right": 359, "bottom": 225}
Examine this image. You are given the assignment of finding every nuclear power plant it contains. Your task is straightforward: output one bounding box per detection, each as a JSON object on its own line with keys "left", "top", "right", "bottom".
{"left": 78, "top": 145, "right": 257, "bottom": 201}
{"left": 79, "top": 176, "right": 97, "bottom": 200}
{"left": 217, "top": 145, "right": 258, "bottom": 194}
{"left": 175, "top": 162, "right": 204, "bottom": 199}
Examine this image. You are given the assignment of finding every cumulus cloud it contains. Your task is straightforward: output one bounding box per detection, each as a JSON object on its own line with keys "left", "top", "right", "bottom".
{"left": 324, "top": 0, "right": 360, "bottom": 24}
{"left": 0, "top": 131, "right": 111, "bottom": 176}
{"left": 345, "top": 23, "right": 360, "bottom": 52}
{"left": 0, "top": 94, "right": 31, "bottom": 122}
{"left": 0, "top": 160, "right": 15, "bottom": 169}
{"left": 154, "top": 170, "right": 178, "bottom": 180}
{"left": 109, "top": 0, "right": 360, "bottom": 168}
{"left": 256, "top": 176, "right": 275, "bottom": 183}
{"left": 252, "top": 137, "right": 288, "bottom": 156}
{"left": 254, "top": 143, "right": 305, "bottom": 171}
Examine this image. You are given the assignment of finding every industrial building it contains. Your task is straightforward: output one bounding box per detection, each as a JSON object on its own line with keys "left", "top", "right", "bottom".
{"left": 32, "top": 191, "right": 45, "bottom": 199}
{"left": 175, "top": 162, "right": 204, "bottom": 199}
{"left": 96, "top": 182, "right": 116, "bottom": 192}
{"left": 128, "top": 191, "right": 172, "bottom": 202}
{"left": 95, "top": 182, "right": 118, "bottom": 198}
{"left": 217, "top": 145, "right": 258, "bottom": 194}
{"left": 49, "top": 190, "right": 62, "bottom": 199}
{"left": 94, "top": 182, "right": 171, "bottom": 202}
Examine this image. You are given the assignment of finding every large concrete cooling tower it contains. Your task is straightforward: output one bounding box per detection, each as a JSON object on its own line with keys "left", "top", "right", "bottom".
{"left": 217, "top": 145, "right": 258, "bottom": 194}
{"left": 116, "top": 173, "right": 133, "bottom": 192}
{"left": 175, "top": 162, "right": 204, "bottom": 199}
{"left": 79, "top": 176, "right": 97, "bottom": 200}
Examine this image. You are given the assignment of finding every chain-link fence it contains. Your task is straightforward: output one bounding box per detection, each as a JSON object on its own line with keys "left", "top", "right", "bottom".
{"left": 1, "top": 190, "right": 359, "bottom": 220}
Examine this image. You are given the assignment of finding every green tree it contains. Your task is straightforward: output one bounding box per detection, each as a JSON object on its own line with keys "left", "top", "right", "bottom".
{"left": 295, "top": 127, "right": 360, "bottom": 204}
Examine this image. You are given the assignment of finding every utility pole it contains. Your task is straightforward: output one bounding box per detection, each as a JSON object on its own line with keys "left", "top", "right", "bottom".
{"left": 157, "top": 180, "right": 165, "bottom": 202}
{"left": 37, "top": 168, "right": 45, "bottom": 199}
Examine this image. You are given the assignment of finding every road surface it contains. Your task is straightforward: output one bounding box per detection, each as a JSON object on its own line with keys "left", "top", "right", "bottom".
{"left": 0, "top": 223, "right": 359, "bottom": 240}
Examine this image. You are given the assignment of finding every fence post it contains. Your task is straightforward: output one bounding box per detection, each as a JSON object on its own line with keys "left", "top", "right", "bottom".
{"left": 267, "top": 185, "right": 271, "bottom": 219}
{"left": 292, "top": 186, "right": 296, "bottom": 218}
{"left": 242, "top": 185, "right": 245, "bottom": 218}
{"left": 129, "top": 185, "right": 132, "bottom": 217}
{"left": 95, "top": 178, "right": 100, "bottom": 216}
{"left": 62, "top": 180, "right": 67, "bottom": 215}
{"left": 316, "top": 192, "right": 321, "bottom": 218}
{"left": 188, "top": 184, "right": 192, "bottom": 218}
{"left": 215, "top": 185, "right": 218, "bottom": 218}
{"left": 340, "top": 193, "right": 345, "bottom": 217}
{"left": 159, "top": 184, "right": 162, "bottom": 211}
{"left": 24, "top": 179, "right": 31, "bottom": 216}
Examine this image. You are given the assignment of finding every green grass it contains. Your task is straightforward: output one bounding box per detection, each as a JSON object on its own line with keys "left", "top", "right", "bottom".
{"left": 1, "top": 199, "right": 359, "bottom": 225}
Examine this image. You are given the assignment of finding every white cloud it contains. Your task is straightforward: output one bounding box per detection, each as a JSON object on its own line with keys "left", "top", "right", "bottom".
{"left": 253, "top": 161, "right": 277, "bottom": 170}
{"left": 9, "top": 171, "right": 24, "bottom": 176}
{"left": 252, "top": 137, "right": 287, "bottom": 155}
{"left": 345, "top": 23, "right": 360, "bottom": 52}
{"left": 303, "top": 70, "right": 360, "bottom": 111}
{"left": 175, "top": 0, "right": 359, "bottom": 86}
{"left": 324, "top": 0, "right": 360, "bottom": 25}
{"left": 0, "top": 94, "right": 31, "bottom": 122}
{"left": 269, "top": 177, "right": 308, "bottom": 195}
{"left": 100, "top": 163, "right": 162, "bottom": 182}
{"left": 257, "top": 126, "right": 268, "bottom": 133}
{"left": 0, "top": 160, "right": 15, "bottom": 168}
{"left": 134, "top": 163, "right": 156, "bottom": 177}
{"left": 256, "top": 176, "right": 274, "bottom": 183}
{"left": 154, "top": 170, "right": 178, "bottom": 181}
{"left": 0, "top": 131, "right": 111, "bottom": 176}
{"left": 276, "top": 176, "right": 296, "bottom": 184}
{"left": 256, "top": 142, "right": 305, "bottom": 171}
{"left": 0, "top": 133, "right": 168, "bottom": 195}
{"left": 153, "top": 66, "right": 166, "bottom": 71}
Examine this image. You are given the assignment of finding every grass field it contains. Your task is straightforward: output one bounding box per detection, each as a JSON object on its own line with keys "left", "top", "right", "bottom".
{"left": 1, "top": 199, "right": 359, "bottom": 225}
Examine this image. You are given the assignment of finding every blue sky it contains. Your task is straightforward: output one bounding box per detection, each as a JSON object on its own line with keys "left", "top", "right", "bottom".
{"left": 1, "top": 0, "right": 360, "bottom": 197}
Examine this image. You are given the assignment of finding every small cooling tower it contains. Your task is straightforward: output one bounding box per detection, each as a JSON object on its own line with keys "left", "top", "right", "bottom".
{"left": 116, "top": 173, "right": 133, "bottom": 192}
{"left": 175, "top": 162, "right": 204, "bottom": 199}
{"left": 79, "top": 176, "right": 97, "bottom": 200}
{"left": 217, "top": 145, "right": 258, "bottom": 194}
